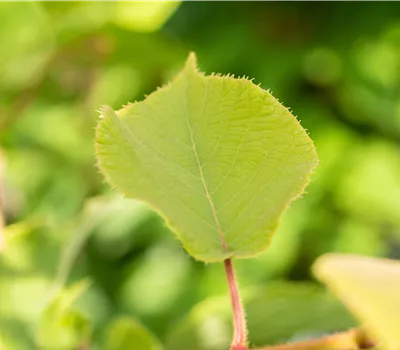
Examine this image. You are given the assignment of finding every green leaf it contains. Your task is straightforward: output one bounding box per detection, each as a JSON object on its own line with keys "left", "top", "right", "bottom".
{"left": 37, "top": 280, "right": 92, "bottom": 349}
{"left": 0, "top": 2, "right": 54, "bottom": 90}
{"left": 0, "top": 221, "right": 55, "bottom": 325}
{"left": 112, "top": 1, "right": 182, "bottom": 33}
{"left": 0, "top": 221, "right": 62, "bottom": 350}
{"left": 96, "top": 53, "right": 318, "bottom": 262}
{"left": 104, "top": 317, "right": 162, "bottom": 350}
{"left": 313, "top": 254, "right": 400, "bottom": 350}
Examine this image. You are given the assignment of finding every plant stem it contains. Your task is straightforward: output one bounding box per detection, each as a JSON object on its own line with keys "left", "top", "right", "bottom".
{"left": 224, "top": 258, "right": 248, "bottom": 350}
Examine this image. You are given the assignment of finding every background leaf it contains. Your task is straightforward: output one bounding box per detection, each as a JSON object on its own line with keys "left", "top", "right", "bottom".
{"left": 0, "top": 221, "right": 59, "bottom": 350}
{"left": 37, "top": 280, "right": 92, "bottom": 349}
{"left": 313, "top": 254, "right": 400, "bottom": 350}
{"left": 166, "top": 282, "right": 356, "bottom": 350}
{"left": 104, "top": 317, "right": 163, "bottom": 350}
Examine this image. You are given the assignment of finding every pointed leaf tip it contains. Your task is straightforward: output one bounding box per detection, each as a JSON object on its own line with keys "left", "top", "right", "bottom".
{"left": 184, "top": 52, "right": 198, "bottom": 73}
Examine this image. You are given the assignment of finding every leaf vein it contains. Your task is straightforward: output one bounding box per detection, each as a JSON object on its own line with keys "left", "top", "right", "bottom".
{"left": 183, "top": 78, "right": 228, "bottom": 252}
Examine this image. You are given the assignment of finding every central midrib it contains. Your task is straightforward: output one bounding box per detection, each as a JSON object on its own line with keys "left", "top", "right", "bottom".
{"left": 183, "top": 80, "right": 228, "bottom": 253}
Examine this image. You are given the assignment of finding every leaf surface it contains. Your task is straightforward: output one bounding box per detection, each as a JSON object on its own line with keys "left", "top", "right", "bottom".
{"left": 96, "top": 53, "right": 318, "bottom": 262}
{"left": 104, "top": 317, "right": 162, "bottom": 350}
{"left": 37, "top": 280, "right": 91, "bottom": 348}
{"left": 313, "top": 254, "right": 400, "bottom": 350}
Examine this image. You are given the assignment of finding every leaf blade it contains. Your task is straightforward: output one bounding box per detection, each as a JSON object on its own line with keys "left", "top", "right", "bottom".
{"left": 104, "top": 317, "right": 162, "bottom": 350}
{"left": 96, "top": 53, "right": 318, "bottom": 262}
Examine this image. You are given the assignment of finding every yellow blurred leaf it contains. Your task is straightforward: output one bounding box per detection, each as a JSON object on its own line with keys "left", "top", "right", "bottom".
{"left": 253, "top": 328, "right": 373, "bottom": 350}
{"left": 313, "top": 254, "right": 400, "bottom": 350}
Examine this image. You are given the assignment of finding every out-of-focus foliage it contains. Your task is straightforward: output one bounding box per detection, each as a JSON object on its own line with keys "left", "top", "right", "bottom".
{"left": 104, "top": 317, "right": 162, "bottom": 350}
{"left": 1, "top": 2, "right": 400, "bottom": 349}
{"left": 166, "top": 282, "right": 355, "bottom": 350}
{"left": 314, "top": 254, "right": 400, "bottom": 350}
{"left": 38, "top": 280, "right": 91, "bottom": 349}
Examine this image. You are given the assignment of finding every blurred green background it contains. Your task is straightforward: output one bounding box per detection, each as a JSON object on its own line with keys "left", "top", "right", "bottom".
{"left": 1, "top": 2, "right": 400, "bottom": 349}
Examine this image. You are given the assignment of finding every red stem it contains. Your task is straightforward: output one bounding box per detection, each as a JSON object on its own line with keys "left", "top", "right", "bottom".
{"left": 224, "top": 258, "right": 248, "bottom": 350}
